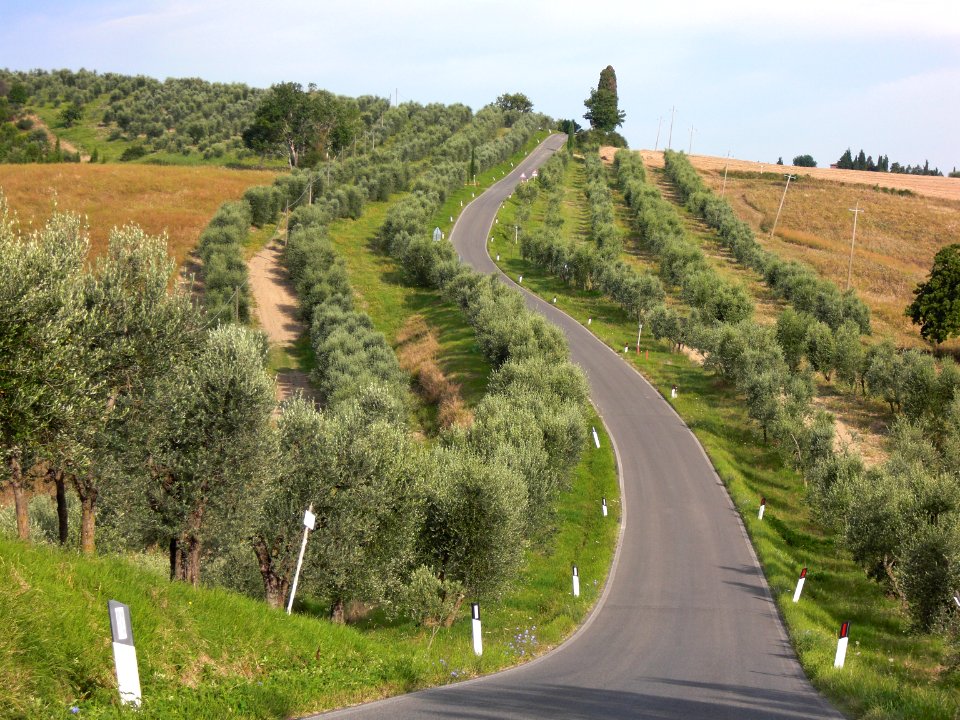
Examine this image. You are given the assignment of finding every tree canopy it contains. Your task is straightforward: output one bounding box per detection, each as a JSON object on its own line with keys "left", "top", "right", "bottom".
{"left": 495, "top": 93, "right": 533, "bottom": 113}
{"left": 583, "top": 65, "right": 625, "bottom": 132}
{"left": 243, "top": 82, "right": 360, "bottom": 168}
{"left": 907, "top": 243, "right": 960, "bottom": 345}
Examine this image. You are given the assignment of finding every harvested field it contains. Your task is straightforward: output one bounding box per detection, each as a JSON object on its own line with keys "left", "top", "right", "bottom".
{"left": 636, "top": 150, "right": 960, "bottom": 202}
{"left": 0, "top": 164, "right": 277, "bottom": 267}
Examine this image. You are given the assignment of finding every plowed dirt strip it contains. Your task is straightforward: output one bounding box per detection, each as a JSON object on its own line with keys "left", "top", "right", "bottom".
{"left": 248, "top": 239, "right": 314, "bottom": 403}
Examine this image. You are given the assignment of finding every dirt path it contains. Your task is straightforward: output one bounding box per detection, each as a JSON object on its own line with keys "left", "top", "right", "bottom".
{"left": 248, "top": 239, "right": 315, "bottom": 403}
{"left": 26, "top": 114, "right": 89, "bottom": 161}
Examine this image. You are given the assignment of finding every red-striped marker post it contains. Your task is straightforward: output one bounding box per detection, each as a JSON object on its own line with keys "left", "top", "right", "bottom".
{"left": 572, "top": 564, "right": 580, "bottom": 597}
{"left": 471, "top": 603, "right": 482, "bottom": 656}
{"left": 792, "top": 567, "right": 807, "bottom": 603}
{"left": 834, "top": 622, "right": 850, "bottom": 668}
{"left": 758, "top": 497, "right": 766, "bottom": 520}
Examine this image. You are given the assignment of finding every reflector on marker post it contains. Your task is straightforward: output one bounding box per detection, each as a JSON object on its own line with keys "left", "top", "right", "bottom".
{"left": 592, "top": 426, "right": 600, "bottom": 449}
{"left": 834, "top": 621, "right": 850, "bottom": 668}
{"left": 108, "top": 600, "right": 142, "bottom": 707}
{"left": 471, "top": 602, "right": 482, "bottom": 656}
{"left": 286, "top": 505, "right": 315, "bottom": 615}
{"left": 572, "top": 564, "right": 580, "bottom": 597}
{"left": 792, "top": 567, "right": 807, "bottom": 603}
{"left": 602, "top": 497, "right": 608, "bottom": 517}
{"left": 758, "top": 497, "right": 766, "bottom": 520}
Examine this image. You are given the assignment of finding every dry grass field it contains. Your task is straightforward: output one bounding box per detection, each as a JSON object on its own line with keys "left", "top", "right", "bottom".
{"left": 0, "top": 164, "right": 278, "bottom": 267}
{"left": 626, "top": 150, "right": 960, "bottom": 349}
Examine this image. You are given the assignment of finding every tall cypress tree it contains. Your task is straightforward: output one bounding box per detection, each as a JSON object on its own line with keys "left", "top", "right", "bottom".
{"left": 584, "top": 65, "right": 626, "bottom": 132}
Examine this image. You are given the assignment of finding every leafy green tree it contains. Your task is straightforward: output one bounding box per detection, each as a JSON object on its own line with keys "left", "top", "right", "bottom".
{"left": 583, "top": 65, "right": 626, "bottom": 132}
{"left": 864, "top": 339, "right": 906, "bottom": 413}
{"left": 58, "top": 102, "right": 84, "bottom": 128}
{"left": 417, "top": 446, "right": 527, "bottom": 606}
{"left": 495, "top": 93, "right": 533, "bottom": 113}
{"left": 7, "top": 82, "right": 28, "bottom": 106}
{"left": 144, "top": 324, "right": 275, "bottom": 584}
{"left": 776, "top": 308, "right": 812, "bottom": 371}
{"left": 806, "top": 321, "right": 836, "bottom": 381}
{"left": 71, "top": 225, "right": 205, "bottom": 554}
{"left": 0, "top": 205, "right": 90, "bottom": 540}
{"left": 907, "top": 244, "right": 960, "bottom": 345}
{"left": 833, "top": 320, "right": 864, "bottom": 390}
{"left": 244, "top": 82, "right": 341, "bottom": 168}
{"left": 792, "top": 154, "right": 816, "bottom": 167}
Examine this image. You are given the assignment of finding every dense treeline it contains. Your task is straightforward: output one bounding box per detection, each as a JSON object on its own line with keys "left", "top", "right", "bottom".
{"left": 836, "top": 147, "right": 946, "bottom": 176}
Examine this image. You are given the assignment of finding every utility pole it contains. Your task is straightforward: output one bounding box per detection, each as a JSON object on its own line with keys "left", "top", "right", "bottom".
{"left": 667, "top": 106, "right": 676, "bottom": 149}
{"left": 721, "top": 151, "right": 731, "bottom": 196}
{"left": 688, "top": 126, "right": 695, "bottom": 154}
{"left": 654, "top": 116, "right": 662, "bottom": 151}
{"left": 770, "top": 174, "right": 796, "bottom": 239}
{"left": 846, "top": 201, "right": 864, "bottom": 290}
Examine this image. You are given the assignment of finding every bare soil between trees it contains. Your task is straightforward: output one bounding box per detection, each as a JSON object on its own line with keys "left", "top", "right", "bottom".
{"left": 247, "top": 239, "right": 315, "bottom": 403}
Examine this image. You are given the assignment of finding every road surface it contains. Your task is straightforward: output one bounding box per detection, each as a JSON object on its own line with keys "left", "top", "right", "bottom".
{"left": 309, "top": 135, "right": 842, "bottom": 720}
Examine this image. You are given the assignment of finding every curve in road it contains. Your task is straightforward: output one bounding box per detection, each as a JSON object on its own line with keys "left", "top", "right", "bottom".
{"left": 310, "top": 135, "right": 842, "bottom": 720}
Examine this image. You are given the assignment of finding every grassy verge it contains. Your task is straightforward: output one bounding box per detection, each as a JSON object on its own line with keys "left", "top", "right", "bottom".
{"left": 490, "top": 170, "right": 960, "bottom": 719}
{"left": 0, "top": 407, "right": 618, "bottom": 720}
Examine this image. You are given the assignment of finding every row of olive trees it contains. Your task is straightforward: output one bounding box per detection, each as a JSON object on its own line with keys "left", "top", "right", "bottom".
{"left": 517, "top": 152, "right": 665, "bottom": 325}
{"left": 366, "top": 114, "right": 591, "bottom": 619}
{"left": 663, "top": 150, "right": 871, "bottom": 333}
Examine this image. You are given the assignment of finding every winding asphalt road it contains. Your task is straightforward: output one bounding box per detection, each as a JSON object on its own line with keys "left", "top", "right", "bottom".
{"left": 311, "top": 135, "right": 842, "bottom": 719}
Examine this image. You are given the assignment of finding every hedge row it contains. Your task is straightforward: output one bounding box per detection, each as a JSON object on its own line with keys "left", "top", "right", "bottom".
{"left": 375, "top": 117, "right": 591, "bottom": 532}
{"left": 518, "top": 152, "right": 665, "bottom": 324}
{"left": 662, "top": 150, "right": 871, "bottom": 333}
{"left": 613, "top": 150, "right": 754, "bottom": 325}
{"left": 197, "top": 200, "right": 253, "bottom": 323}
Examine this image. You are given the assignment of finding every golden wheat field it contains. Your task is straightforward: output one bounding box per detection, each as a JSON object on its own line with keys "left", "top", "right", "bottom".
{"left": 0, "top": 164, "right": 278, "bottom": 267}
{"left": 627, "top": 150, "right": 960, "bottom": 349}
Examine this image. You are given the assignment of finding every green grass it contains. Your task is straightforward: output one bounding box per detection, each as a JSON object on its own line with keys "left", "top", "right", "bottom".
{"left": 490, "top": 167, "right": 960, "bottom": 719}
{"left": 27, "top": 98, "right": 285, "bottom": 168}
{"left": 0, "top": 407, "right": 618, "bottom": 720}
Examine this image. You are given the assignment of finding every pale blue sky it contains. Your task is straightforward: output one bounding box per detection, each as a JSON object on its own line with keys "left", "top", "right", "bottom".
{"left": 2, "top": 0, "right": 958, "bottom": 171}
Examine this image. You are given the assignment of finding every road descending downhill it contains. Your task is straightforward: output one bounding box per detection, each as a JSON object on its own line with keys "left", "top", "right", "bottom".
{"left": 309, "top": 135, "right": 843, "bottom": 720}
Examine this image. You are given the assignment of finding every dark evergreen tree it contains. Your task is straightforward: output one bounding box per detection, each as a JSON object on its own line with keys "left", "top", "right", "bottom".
{"left": 837, "top": 148, "right": 854, "bottom": 169}
{"left": 907, "top": 244, "right": 960, "bottom": 345}
{"left": 583, "top": 65, "right": 626, "bottom": 132}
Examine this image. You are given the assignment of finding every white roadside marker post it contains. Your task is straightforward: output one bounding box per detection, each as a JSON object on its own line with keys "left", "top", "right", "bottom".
{"left": 108, "top": 600, "right": 142, "bottom": 707}
{"left": 286, "top": 505, "right": 316, "bottom": 615}
{"left": 602, "top": 497, "right": 608, "bottom": 517}
{"left": 758, "top": 497, "right": 766, "bottom": 520}
{"left": 671, "top": 385, "right": 678, "bottom": 398}
{"left": 496, "top": 254, "right": 500, "bottom": 261}
{"left": 518, "top": 275, "right": 523, "bottom": 284}
{"left": 834, "top": 622, "right": 850, "bottom": 668}
{"left": 792, "top": 567, "right": 807, "bottom": 603}
{"left": 587, "top": 318, "right": 592, "bottom": 325}
{"left": 572, "top": 564, "right": 580, "bottom": 597}
{"left": 954, "top": 594, "right": 960, "bottom": 609}
{"left": 592, "top": 426, "right": 600, "bottom": 448}
{"left": 471, "top": 603, "right": 483, "bottom": 656}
